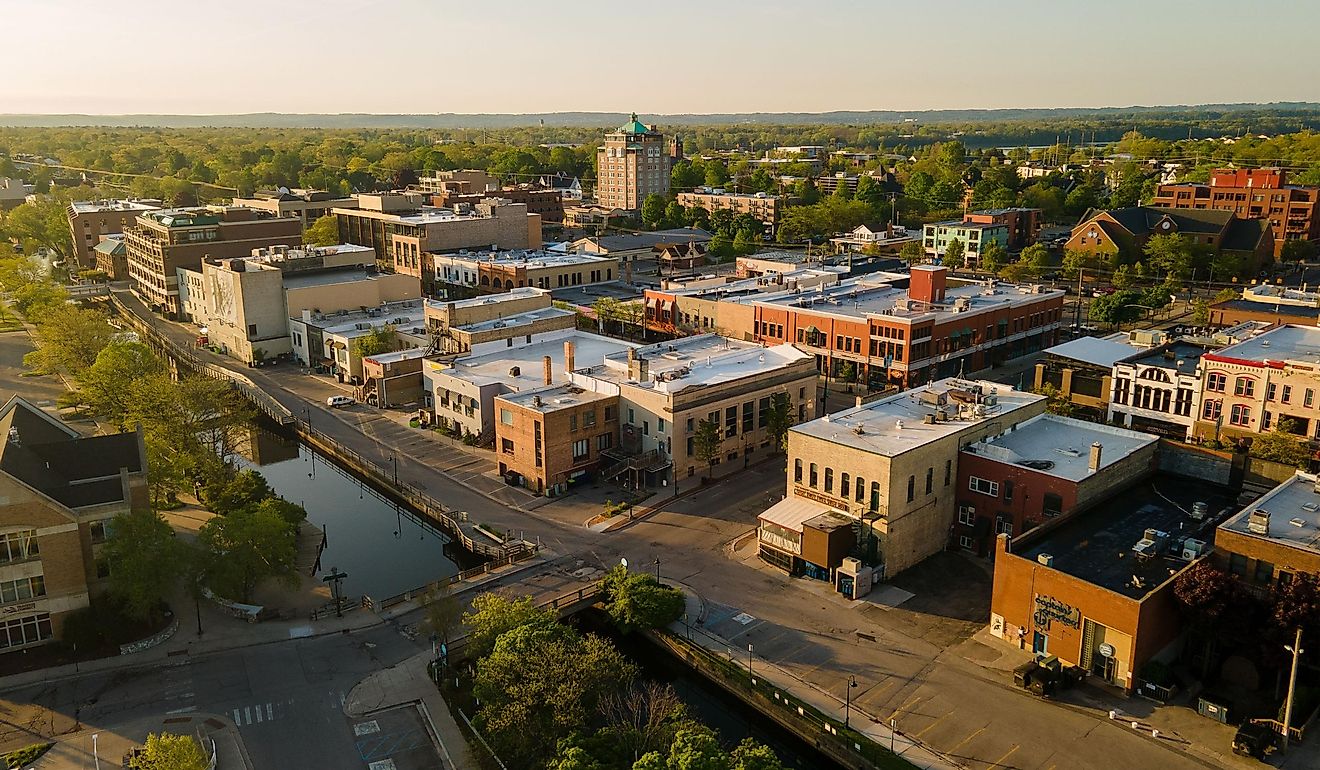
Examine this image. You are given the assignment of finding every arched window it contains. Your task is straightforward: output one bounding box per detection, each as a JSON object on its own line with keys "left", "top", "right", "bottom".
{"left": 824, "top": 468, "right": 834, "bottom": 493}
{"left": 855, "top": 476, "right": 865, "bottom": 503}
{"left": 871, "top": 482, "right": 881, "bottom": 512}
{"left": 809, "top": 463, "right": 819, "bottom": 488}
{"left": 794, "top": 459, "right": 802, "bottom": 483}
{"left": 840, "top": 473, "right": 851, "bottom": 498}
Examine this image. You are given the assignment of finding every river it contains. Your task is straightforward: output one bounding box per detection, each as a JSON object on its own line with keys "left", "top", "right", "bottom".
{"left": 233, "top": 424, "right": 476, "bottom": 600}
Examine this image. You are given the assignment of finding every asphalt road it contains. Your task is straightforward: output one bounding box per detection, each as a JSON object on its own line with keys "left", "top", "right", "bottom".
{"left": 1, "top": 624, "right": 426, "bottom": 769}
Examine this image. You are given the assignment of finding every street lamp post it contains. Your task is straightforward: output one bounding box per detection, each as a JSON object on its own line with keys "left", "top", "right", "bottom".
{"left": 92, "top": 733, "right": 100, "bottom": 770}
{"left": 747, "top": 643, "right": 754, "bottom": 678}
{"left": 391, "top": 454, "right": 399, "bottom": 486}
{"left": 653, "top": 557, "right": 661, "bottom": 583}
{"left": 845, "top": 675, "right": 858, "bottom": 729}
{"left": 1283, "top": 628, "right": 1305, "bottom": 752}
{"left": 324, "top": 567, "right": 349, "bottom": 618}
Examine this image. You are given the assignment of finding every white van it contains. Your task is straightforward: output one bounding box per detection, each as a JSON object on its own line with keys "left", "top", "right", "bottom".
{"left": 326, "top": 395, "right": 355, "bottom": 408}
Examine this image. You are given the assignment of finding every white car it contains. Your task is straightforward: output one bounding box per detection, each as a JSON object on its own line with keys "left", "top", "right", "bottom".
{"left": 326, "top": 395, "right": 355, "bottom": 408}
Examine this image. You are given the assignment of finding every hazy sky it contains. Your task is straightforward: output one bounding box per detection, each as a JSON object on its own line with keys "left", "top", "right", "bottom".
{"left": 4, "top": 0, "right": 1319, "bottom": 115}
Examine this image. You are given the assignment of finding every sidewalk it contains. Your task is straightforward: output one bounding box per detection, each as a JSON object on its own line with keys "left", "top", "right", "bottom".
{"left": 344, "top": 650, "right": 477, "bottom": 770}
{"left": 27, "top": 712, "right": 251, "bottom": 770}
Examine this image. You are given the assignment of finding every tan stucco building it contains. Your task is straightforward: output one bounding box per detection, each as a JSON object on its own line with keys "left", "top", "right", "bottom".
{"left": 596, "top": 114, "right": 673, "bottom": 212}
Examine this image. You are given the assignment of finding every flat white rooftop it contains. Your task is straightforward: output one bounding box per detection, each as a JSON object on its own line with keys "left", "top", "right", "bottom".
{"left": 364, "top": 348, "right": 429, "bottom": 365}
{"left": 498, "top": 382, "right": 614, "bottom": 413}
{"left": 427, "top": 286, "right": 548, "bottom": 311}
{"left": 1207, "top": 324, "right": 1320, "bottom": 365}
{"left": 758, "top": 496, "right": 854, "bottom": 532}
{"left": 456, "top": 307, "right": 575, "bottom": 333}
{"left": 748, "top": 277, "right": 1062, "bottom": 323}
{"left": 432, "top": 332, "right": 634, "bottom": 389}
{"left": 1045, "top": 336, "right": 1144, "bottom": 367}
{"left": 589, "top": 335, "right": 812, "bottom": 394}
{"left": 963, "top": 413, "right": 1158, "bottom": 482}
{"left": 1221, "top": 472, "right": 1320, "bottom": 556}
{"left": 70, "top": 199, "right": 161, "bottom": 214}
{"left": 438, "top": 249, "right": 615, "bottom": 268}
{"left": 791, "top": 378, "right": 1044, "bottom": 457}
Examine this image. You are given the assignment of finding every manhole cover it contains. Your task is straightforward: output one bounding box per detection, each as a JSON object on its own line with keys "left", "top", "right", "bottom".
{"left": 367, "top": 761, "right": 396, "bottom": 770}
{"left": 354, "top": 720, "right": 381, "bottom": 736}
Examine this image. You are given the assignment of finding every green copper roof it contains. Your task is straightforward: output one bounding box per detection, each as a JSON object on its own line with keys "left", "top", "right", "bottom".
{"left": 620, "top": 112, "right": 649, "bottom": 134}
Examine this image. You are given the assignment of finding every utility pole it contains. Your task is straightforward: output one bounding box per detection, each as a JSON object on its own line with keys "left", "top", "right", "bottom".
{"left": 1074, "top": 267, "right": 1085, "bottom": 330}
{"left": 1283, "top": 628, "right": 1305, "bottom": 752}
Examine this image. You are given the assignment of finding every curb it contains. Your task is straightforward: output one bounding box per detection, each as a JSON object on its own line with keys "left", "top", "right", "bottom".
{"left": 593, "top": 454, "right": 787, "bottom": 533}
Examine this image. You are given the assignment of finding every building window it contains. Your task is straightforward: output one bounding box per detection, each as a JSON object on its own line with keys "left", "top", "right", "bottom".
{"left": 89, "top": 521, "right": 111, "bottom": 544}
{"left": 1202, "top": 400, "right": 1221, "bottom": 420}
{"left": 725, "top": 406, "right": 737, "bottom": 438}
{"left": 0, "top": 575, "right": 45, "bottom": 605}
{"left": 584, "top": 410, "right": 597, "bottom": 428}
{"left": 597, "top": 433, "right": 612, "bottom": 451}
{"left": 1004, "top": 480, "right": 1014, "bottom": 502}
{"left": 906, "top": 475, "right": 915, "bottom": 503}
{"left": 840, "top": 473, "right": 850, "bottom": 498}
{"left": 1043, "top": 493, "right": 1064, "bottom": 517}
{"left": 570, "top": 414, "right": 578, "bottom": 432}
{"left": 499, "top": 408, "right": 514, "bottom": 426}
{"left": 824, "top": 468, "right": 834, "bottom": 493}
{"left": 1307, "top": 389, "right": 1315, "bottom": 408}
{"left": 871, "top": 482, "right": 881, "bottom": 511}
{"left": 686, "top": 417, "right": 694, "bottom": 433}
{"left": 572, "top": 439, "right": 589, "bottom": 461}
{"left": 1254, "top": 559, "right": 1275, "bottom": 585}
{"left": 742, "top": 402, "right": 754, "bottom": 433}
{"left": 958, "top": 504, "right": 975, "bottom": 526}
{"left": 809, "top": 463, "right": 819, "bottom": 488}
{"left": 658, "top": 418, "right": 666, "bottom": 433}
{"left": 1234, "top": 377, "right": 1255, "bottom": 397}
{"left": 1207, "top": 372, "right": 1226, "bottom": 392}
{"left": 1228, "top": 552, "right": 1248, "bottom": 577}
{"left": 968, "top": 477, "right": 999, "bottom": 497}
{"left": 758, "top": 397, "right": 770, "bottom": 428}
{"left": 1230, "top": 404, "right": 1251, "bottom": 426}
{"left": 958, "top": 535, "right": 974, "bottom": 550}
{"left": 794, "top": 459, "right": 803, "bottom": 483}
{"left": 628, "top": 408, "right": 635, "bottom": 423}
{"left": 1282, "top": 385, "right": 1293, "bottom": 404}
{"left": 0, "top": 613, "right": 52, "bottom": 650}
{"left": 500, "top": 438, "right": 514, "bottom": 454}
{"left": 855, "top": 476, "right": 866, "bottom": 503}
{"left": 944, "top": 459, "right": 951, "bottom": 487}
{"left": 0, "top": 531, "right": 38, "bottom": 564}
{"left": 925, "top": 467, "right": 934, "bottom": 495}
{"left": 996, "top": 518, "right": 1013, "bottom": 536}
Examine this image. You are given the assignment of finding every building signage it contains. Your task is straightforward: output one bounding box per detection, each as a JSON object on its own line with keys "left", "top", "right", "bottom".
{"left": 1, "top": 602, "right": 36, "bottom": 616}
{"left": 792, "top": 486, "right": 850, "bottom": 513}
{"left": 1098, "top": 643, "right": 1115, "bottom": 658}
{"left": 1033, "top": 594, "right": 1081, "bottom": 631}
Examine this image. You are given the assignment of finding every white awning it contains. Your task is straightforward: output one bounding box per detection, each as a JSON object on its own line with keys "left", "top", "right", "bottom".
{"left": 758, "top": 496, "right": 843, "bottom": 533}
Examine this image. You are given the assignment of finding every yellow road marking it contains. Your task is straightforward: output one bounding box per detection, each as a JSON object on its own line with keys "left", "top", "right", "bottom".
{"left": 948, "top": 726, "right": 986, "bottom": 753}
{"left": 990, "top": 744, "right": 1020, "bottom": 769}
{"left": 914, "top": 715, "right": 946, "bottom": 738}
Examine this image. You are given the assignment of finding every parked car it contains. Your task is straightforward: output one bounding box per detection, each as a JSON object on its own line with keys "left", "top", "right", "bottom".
{"left": 326, "top": 395, "right": 355, "bottom": 408}
{"left": 1232, "top": 720, "right": 1278, "bottom": 759}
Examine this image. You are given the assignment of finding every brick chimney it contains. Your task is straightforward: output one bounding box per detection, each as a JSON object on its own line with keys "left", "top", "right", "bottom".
{"left": 564, "top": 340, "right": 576, "bottom": 374}
{"left": 909, "top": 265, "right": 947, "bottom": 304}
{"left": 1089, "top": 442, "right": 1103, "bottom": 473}
{"left": 543, "top": 355, "right": 553, "bottom": 385}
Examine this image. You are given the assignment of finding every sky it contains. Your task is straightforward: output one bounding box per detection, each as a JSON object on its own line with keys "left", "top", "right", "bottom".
{"left": 4, "top": 0, "right": 1320, "bottom": 115}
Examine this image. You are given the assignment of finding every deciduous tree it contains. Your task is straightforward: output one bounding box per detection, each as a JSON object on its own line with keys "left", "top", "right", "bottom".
{"left": 102, "top": 509, "right": 181, "bottom": 622}
{"left": 304, "top": 214, "right": 340, "bottom": 247}
{"left": 693, "top": 419, "right": 722, "bottom": 479}
{"left": 127, "top": 733, "right": 208, "bottom": 770}
{"left": 461, "top": 593, "right": 557, "bottom": 660}
{"left": 764, "top": 392, "right": 794, "bottom": 452}
{"left": 198, "top": 503, "right": 298, "bottom": 603}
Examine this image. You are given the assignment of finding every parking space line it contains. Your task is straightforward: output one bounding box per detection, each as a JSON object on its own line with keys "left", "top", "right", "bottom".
{"left": 948, "top": 726, "right": 985, "bottom": 753}
{"left": 914, "top": 714, "right": 946, "bottom": 738}
{"left": 989, "top": 744, "right": 1019, "bottom": 768}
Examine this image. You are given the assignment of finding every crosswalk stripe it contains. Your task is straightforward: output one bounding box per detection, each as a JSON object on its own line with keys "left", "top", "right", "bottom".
{"left": 244, "top": 706, "right": 252, "bottom": 725}
{"left": 255, "top": 706, "right": 263, "bottom": 723}
{"left": 233, "top": 708, "right": 240, "bottom": 723}
{"left": 266, "top": 703, "right": 273, "bottom": 721}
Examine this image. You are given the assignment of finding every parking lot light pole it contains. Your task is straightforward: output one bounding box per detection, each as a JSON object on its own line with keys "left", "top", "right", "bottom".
{"left": 747, "top": 643, "right": 754, "bottom": 678}
{"left": 845, "top": 675, "right": 858, "bottom": 728}
{"left": 1283, "top": 628, "right": 1305, "bottom": 752}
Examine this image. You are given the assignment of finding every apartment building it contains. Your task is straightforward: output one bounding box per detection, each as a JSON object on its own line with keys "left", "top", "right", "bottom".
{"left": 596, "top": 114, "right": 672, "bottom": 211}
{"left": 567, "top": 335, "right": 818, "bottom": 491}
{"left": 1193, "top": 324, "right": 1320, "bottom": 443}
{"left": 414, "top": 170, "right": 500, "bottom": 195}
{"left": 829, "top": 224, "right": 919, "bottom": 254}
{"left": 92, "top": 237, "right": 129, "bottom": 281}
{"left": 922, "top": 220, "right": 1009, "bottom": 263}
{"left": 431, "top": 249, "right": 618, "bottom": 295}
{"left": 1215, "top": 473, "right": 1320, "bottom": 588}
{"left": 1151, "top": 168, "right": 1320, "bottom": 255}
{"left": 760, "top": 379, "right": 1046, "bottom": 581}
{"left": 231, "top": 189, "right": 357, "bottom": 228}
{"left": 962, "top": 208, "right": 1043, "bottom": 250}
{"left": 181, "top": 244, "right": 418, "bottom": 365}
{"left": 1033, "top": 335, "right": 1146, "bottom": 414}
{"left": 123, "top": 206, "right": 302, "bottom": 318}
{"left": 742, "top": 266, "right": 1064, "bottom": 390}
{"left": 0, "top": 396, "right": 149, "bottom": 652}
{"left": 66, "top": 199, "right": 162, "bottom": 272}
{"left": 955, "top": 414, "right": 1158, "bottom": 555}
{"left": 1108, "top": 340, "right": 1213, "bottom": 439}
{"left": 676, "top": 189, "right": 783, "bottom": 230}
{"left": 1066, "top": 206, "right": 1273, "bottom": 268}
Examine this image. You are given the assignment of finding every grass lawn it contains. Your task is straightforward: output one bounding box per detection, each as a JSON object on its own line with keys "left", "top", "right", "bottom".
{"left": 3, "top": 742, "right": 52, "bottom": 768}
{"left": 0, "top": 306, "right": 21, "bottom": 332}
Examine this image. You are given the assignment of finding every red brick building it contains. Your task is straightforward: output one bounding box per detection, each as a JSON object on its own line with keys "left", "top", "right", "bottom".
{"left": 963, "top": 207, "right": 1043, "bottom": 250}
{"left": 955, "top": 414, "right": 1158, "bottom": 555}
{"left": 741, "top": 267, "right": 1064, "bottom": 389}
{"left": 1151, "top": 168, "right": 1320, "bottom": 256}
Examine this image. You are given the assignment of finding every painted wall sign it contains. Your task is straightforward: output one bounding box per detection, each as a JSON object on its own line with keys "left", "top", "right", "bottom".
{"left": 1033, "top": 594, "right": 1081, "bottom": 630}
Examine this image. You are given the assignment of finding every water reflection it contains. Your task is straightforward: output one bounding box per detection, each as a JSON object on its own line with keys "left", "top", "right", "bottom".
{"left": 234, "top": 426, "right": 468, "bottom": 600}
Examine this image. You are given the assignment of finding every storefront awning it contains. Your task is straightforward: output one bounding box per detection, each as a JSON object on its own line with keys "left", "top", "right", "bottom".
{"left": 759, "top": 496, "right": 847, "bottom": 534}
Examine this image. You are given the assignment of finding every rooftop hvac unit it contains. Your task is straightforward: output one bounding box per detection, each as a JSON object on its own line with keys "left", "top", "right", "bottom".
{"left": 1191, "top": 501, "right": 1209, "bottom": 520}
{"left": 1248, "top": 509, "right": 1270, "bottom": 535}
{"left": 1037, "top": 553, "right": 1053, "bottom": 567}
{"left": 1181, "top": 538, "right": 1207, "bottom": 560}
